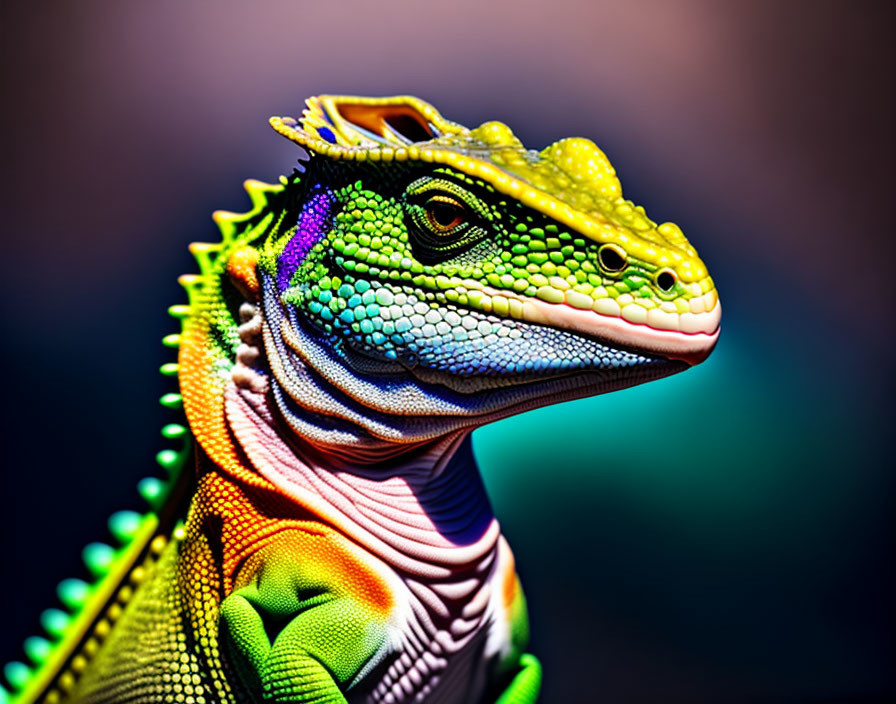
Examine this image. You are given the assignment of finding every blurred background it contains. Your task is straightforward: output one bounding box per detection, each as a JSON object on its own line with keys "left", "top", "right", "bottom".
{"left": 1, "top": 1, "right": 893, "bottom": 702}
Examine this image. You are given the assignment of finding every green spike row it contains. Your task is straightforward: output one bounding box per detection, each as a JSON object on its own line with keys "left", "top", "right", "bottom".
{"left": 4, "top": 510, "right": 164, "bottom": 701}
{"left": 145, "top": 342, "right": 191, "bottom": 509}
{"left": 155, "top": 449, "right": 180, "bottom": 471}
{"left": 0, "top": 292, "right": 195, "bottom": 701}
{"left": 137, "top": 478, "right": 166, "bottom": 511}
{"left": 3, "top": 662, "right": 30, "bottom": 691}
{"left": 82, "top": 543, "right": 116, "bottom": 579}
{"left": 39, "top": 610, "right": 70, "bottom": 640}
{"left": 108, "top": 511, "right": 143, "bottom": 544}
{"left": 137, "top": 421, "right": 191, "bottom": 512}
{"left": 144, "top": 301, "right": 190, "bottom": 501}
{"left": 56, "top": 579, "right": 89, "bottom": 611}
{"left": 23, "top": 637, "right": 51, "bottom": 666}
{"left": 207, "top": 178, "right": 282, "bottom": 245}
{"left": 177, "top": 274, "right": 204, "bottom": 308}
{"left": 167, "top": 304, "right": 191, "bottom": 319}
{"left": 159, "top": 393, "right": 182, "bottom": 409}
{"left": 161, "top": 423, "right": 187, "bottom": 439}
{"left": 187, "top": 242, "right": 220, "bottom": 274}
{"left": 138, "top": 449, "right": 188, "bottom": 510}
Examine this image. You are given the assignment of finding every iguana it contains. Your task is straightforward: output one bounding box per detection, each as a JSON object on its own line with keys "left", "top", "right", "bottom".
{"left": 1, "top": 95, "right": 720, "bottom": 704}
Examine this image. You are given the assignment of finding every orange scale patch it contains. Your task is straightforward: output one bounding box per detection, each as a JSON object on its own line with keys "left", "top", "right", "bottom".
{"left": 230, "top": 528, "right": 395, "bottom": 619}
{"left": 501, "top": 545, "right": 518, "bottom": 611}
{"left": 192, "top": 472, "right": 395, "bottom": 619}
{"left": 178, "top": 326, "right": 267, "bottom": 490}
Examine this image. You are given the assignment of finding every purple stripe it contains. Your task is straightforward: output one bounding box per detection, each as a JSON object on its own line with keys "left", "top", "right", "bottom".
{"left": 278, "top": 188, "right": 333, "bottom": 291}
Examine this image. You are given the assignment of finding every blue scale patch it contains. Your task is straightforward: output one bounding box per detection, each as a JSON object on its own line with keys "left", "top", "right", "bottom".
{"left": 317, "top": 126, "right": 337, "bottom": 144}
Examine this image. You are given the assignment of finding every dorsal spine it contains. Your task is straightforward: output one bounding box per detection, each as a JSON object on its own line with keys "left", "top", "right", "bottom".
{"left": 0, "top": 312, "right": 193, "bottom": 704}
{"left": 0, "top": 176, "right": 290, "bottom": 704}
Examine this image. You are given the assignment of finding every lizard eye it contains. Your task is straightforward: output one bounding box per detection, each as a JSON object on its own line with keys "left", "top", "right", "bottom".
{"left": 424, "top": 196, "right": 466, "bottom": 233}
{"left": 404, "top": 176, "right": 489, "bottom": 261}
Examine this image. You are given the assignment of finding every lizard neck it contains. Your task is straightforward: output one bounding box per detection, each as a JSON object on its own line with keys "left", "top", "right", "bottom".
{"left": 223, "top": 377, "right": 500, "bottom": 575}
{"left": 207, "top": 291, "right": 504, "bottom": 580}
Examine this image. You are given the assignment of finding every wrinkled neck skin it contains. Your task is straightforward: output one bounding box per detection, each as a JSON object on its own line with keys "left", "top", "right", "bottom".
{"left": 196, "top": 259, "right": 680, "bottom": 703}
{"left": 226, "top": 299, "right": 501, "bottom": 574}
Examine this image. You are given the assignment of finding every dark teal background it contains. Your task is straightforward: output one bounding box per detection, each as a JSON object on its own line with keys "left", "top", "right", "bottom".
{"left": 1, "top": 1, "right": 893, "bottom": 702}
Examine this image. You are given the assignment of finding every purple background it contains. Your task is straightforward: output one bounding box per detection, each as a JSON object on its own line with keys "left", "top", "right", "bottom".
{"left": 1, "top": 2, "right": 893, "bottom": 702}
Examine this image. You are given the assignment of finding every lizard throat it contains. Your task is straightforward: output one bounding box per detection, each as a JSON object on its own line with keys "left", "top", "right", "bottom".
{"left": 252, "top": 272, "right": 687, "bottom": 456}
{"left": 224, "top": 300, "right": 522, "bottom": 704}
{"left": 226, "top": 308, "right": 499, "bottom": 563}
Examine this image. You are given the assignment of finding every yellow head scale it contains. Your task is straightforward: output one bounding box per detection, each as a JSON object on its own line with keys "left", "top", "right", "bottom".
{"left": 270, "top": 94, "right": 711, "bottom": 284}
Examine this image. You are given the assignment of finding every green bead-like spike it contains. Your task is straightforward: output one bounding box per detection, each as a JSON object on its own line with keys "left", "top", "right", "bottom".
{"left": 159, "top": 362, "right": 179, "bottom": 376}
{"left": 161, "top": 423, "right": 188, "bottom": 439}
{"left": 23, "top": 636, "right": 52, "bottom": 665}
{"left": 155, "top": 449, "right": 180, "bottom": 472}
{"left": 162, "top": 334, "right": 181, "bottom": 348}
{"left": 3, "top": 661, "right": 30, "bottom": 691}
{"left": 167, "top": 304, "right": 191, "bottom": 319}
{"left": 40, "top": 608, "right": 70, "bottom": 639}
{"left": 82, "top": 542, "right": 116, "bottom": 578}
{"left": 159, "top": 393, "right": 183, "bottom": 409}
{"left": 108, "top": 510, "right": 142, "bottom": 544}
{"left": 56, "top": 578, "right": 89, "bottom": 610}
{"left": 138, "top": 477, "right": 166, "bottom": 509}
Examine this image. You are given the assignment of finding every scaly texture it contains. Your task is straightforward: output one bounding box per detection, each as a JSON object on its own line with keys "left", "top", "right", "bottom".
{"left": 3, "top": 95, "right": 720, "bottom": 704}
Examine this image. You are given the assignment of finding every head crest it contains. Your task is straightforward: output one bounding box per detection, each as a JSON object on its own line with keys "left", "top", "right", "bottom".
{"left": 270, "top": 95, "right": 702, "bottom": 273}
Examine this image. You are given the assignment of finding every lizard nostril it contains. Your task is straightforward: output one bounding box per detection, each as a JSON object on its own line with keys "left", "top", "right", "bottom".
{"left": 656, "top": 269, "right": 676, "bottom": 293}
{"left": 598, "top": 244, "right": 627, "bottom": 273}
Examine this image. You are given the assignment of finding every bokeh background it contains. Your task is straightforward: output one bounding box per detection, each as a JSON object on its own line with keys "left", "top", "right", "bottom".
{"left": 1, "top": 1, "right": 893, "bottom": 702}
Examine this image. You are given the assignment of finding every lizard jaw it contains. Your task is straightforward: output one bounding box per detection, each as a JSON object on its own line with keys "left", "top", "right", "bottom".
{"left": 479, "top": 285, "right": 721, "bottom": 366}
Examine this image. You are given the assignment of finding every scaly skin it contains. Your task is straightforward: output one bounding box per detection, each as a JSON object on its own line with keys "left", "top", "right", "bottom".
{"left": 2, "top": 95, "right": 719, "bottom": 704}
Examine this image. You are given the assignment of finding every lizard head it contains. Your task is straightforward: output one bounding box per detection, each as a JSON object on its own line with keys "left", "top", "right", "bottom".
{"left": 185, "top": 95, "right": 720, "bottom": 455}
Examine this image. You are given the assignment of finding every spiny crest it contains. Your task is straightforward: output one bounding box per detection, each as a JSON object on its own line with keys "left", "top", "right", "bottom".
{"left": 173, "top": 177, "right": 293, "bottom": 486}
{"left": 182, "top": 178, "right": 287, "bottom": 314}
{"left": 270, "top": 95, "right": 708, "bottom": 282}
{"left": 2, "top": 316, "right": 193, "bottom": 704}
{"left": 177, "top": 177, "right": 287, "bottom": 365}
